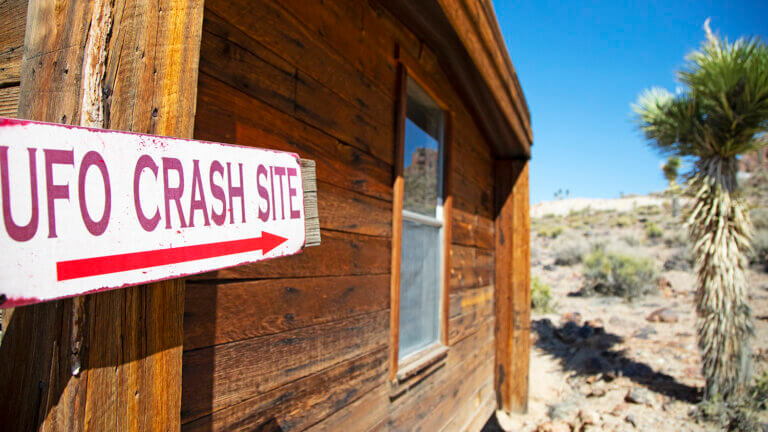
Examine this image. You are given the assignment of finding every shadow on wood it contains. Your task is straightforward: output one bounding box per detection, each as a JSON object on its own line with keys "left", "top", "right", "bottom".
{"left": 0, "top": 280, "right": 184, "bottom": 430}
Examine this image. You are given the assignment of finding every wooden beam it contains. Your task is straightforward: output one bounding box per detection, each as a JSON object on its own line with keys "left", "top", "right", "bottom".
{"left": 0, "top": 0, "right": 204, "bottom": 430}
{"left": 389, "top": 61, "right": 407, "bottom": 381}
{"left": 493, "top": 159, "right": 530, "bottom": 414}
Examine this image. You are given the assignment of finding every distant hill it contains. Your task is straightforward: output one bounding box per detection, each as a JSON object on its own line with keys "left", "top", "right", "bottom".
{"left": 403, "top": 147, "right": 439, "bottom": 215}
{"left": 531, "top": 195, "right": 668, "bottom": 218}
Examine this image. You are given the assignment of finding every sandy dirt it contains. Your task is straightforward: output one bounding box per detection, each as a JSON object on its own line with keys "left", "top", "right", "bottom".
{"left": 486, "top": 196, "right": 768, "bottom": 432}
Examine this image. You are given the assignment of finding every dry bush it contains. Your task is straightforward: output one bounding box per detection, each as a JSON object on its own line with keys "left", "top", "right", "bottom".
{"left": 613, "top": 214, "right": 635, "bottom": 227}
{"left": 531, "top": 276, "right": 556, "bottom": 313}
{"left": 582, "top": 245, "right": 659, "bottom": 300}
{"left": 664, "top": 229, "right": 689, "bottom": 248}
{"left": 553, "top": 232, "right": 591, "bottom": 266}
{"left": 537, "top": 225, "right": 565, "bottom": 239}
{"left": 645, "top": 221, "right": 664, "bottom": 240}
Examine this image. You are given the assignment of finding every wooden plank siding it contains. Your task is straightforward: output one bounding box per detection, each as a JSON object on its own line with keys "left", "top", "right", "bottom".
{"left": 0, "top": 1, "right": 205, "bottom": 431}
{"left": 0, "top": 0, "right": 26, "bottom": 118}
{"left": 494, "top": 160, "right": 531, "bottom": 413}
{"left": 183, "top": 0, "right": 499, "bottom": 430}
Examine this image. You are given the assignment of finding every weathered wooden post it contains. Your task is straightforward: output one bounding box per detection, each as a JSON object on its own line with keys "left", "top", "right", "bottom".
{"left": 494, "top": 159, "right": 531, "bottom": 414}
{"left": 0, "top": 0, "right": 204, "bottom": 430}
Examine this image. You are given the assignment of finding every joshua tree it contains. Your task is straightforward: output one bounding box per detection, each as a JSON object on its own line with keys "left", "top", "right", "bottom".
{"left": 634, "top": 20, "right": 768, "bottom": 401}
{"left": 662, "top": 156, "right": 682, "bottom": 188}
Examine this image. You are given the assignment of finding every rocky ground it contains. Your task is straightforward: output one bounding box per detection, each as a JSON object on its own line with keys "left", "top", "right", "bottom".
{"left": 486, "top": 191, "right": 768, "bottom": 432}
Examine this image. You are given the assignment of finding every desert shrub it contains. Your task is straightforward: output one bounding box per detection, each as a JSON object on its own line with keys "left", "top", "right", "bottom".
{"left": 537, "top": 225, "right": 565, "bottom": 239}
{"left": 613, "top": 215, "right": 634, "bottom": 227}
{"left": 636, "top": 205, "right": 662, "bottom": 216}
{"left": 531, "top": 276, "right": 556, "bottom": 313}
{"left": 750, "top": 207, "right": 768, "bottom": 230}
{"left": 620, "top": 233, "right": 642, "bottom": 247}
{"left": 565, "top": 217, "right": 587, "bottom": 230}
{"left": 692, "top": 371, "right": 768, "bottom": 431}
{"left": 582, "top": 248, "right": 658, "bottom": 300}
{"left": 645, "top": 221, "right": 663, "bottom": 240}
{"left": 750, "top": 370, "right": 768, "bottom": 408}
{"left": 748, "top": 229, "right": 768, "bottom": 270}
{"left": 664, "top": 248, "right": 695, "bottom": 271}
{"left": 663, "top": 230, "right": 689, "bottom": 248}
{"left": 553, "top": 232, "right": 591, "bottom": 265}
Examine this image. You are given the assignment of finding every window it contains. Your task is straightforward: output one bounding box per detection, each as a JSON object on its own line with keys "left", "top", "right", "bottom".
{"left": 397, "top": 77, "right": 446, "bottom": 361}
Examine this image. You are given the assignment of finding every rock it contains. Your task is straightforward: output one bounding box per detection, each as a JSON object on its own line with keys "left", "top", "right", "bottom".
{"left": 633, "top": 326, "right": 658, "bottom": 340}
{"left": 561, "top": 312, "right": 583, "bottom": 325}
{"left": 544, "top": 264, "right": 557, "bottom": 271}
{"left": 646, "top": 307, "right": 679, "bottom": 323}
{"left": 549, "top": 400, "right": 578, "bottom": 420}
{"left": 579, "top": 410, "right": 599, "bottom": 425}
{"left": 610, "top": 403, "right": 629, "bottom": 416}
{"left": 585, "top": 318, "right": 603, "bottom": 329}
{"left": 555, "top": 322, "right": 583, "bottom": 343}
{"left": 625, "top": 388, "right": 651, "bottom": 405}
{"left": 536, "top": 420, "right": 571, "bottom": 432}
{"left": 587, "top": 386, "right": 606, "bottom": 398}
{"left": 608, "top": 316, "right": 626, "bottom": 326}
{"left": 625, "top": 414, "right": 637, "bottom": 427}
{"left": 657, "top": 276, "right": 674, "bottom": 298}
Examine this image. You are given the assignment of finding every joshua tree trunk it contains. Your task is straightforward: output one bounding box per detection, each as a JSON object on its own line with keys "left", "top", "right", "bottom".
{"left": 688, "top": 156, "right": 754, "bottom": 400}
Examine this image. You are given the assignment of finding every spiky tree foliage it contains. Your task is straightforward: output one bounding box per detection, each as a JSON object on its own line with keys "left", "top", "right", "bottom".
{"left": 662, "top": 156, "right": 682, "bottom": 187}
{"left": 634, "top": 20, "right": 768, "bottom": 401}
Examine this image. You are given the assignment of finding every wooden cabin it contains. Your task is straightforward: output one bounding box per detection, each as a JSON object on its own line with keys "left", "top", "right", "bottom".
{"left": 0, "top": 0, "right": 533, "bottom": 430}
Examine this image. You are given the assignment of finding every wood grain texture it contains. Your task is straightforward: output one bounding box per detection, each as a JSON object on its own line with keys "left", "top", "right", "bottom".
{"left": 301, "top": 158, "right": 322, "bottom": 247}
{"left": 184, "top": 275, "right": 389, "bottom": 350}
{"left": 181, "top": 310, "right": 389, "bottom": 423}
{"left": 0, "top": 85, "right": 19, "bottom": 117}
{"left": 0, "top": 1, "right": 204, "bottom": 431}
{"left": 204, "top": 0, "right": 396, "bottom": 164}
{"left": 0, "top": 0, "right": 26, "bottom": 87}
{"left": 450, "top": 284, "right": 494, "bottom": 319}
{"left": 315, "top": 180, "right": 392, "bottom": 237}
{"left": 183, "top": 1, "right": 510, "bottom": 429}
{"left": 183, "top": 348, "right": 388, "bottom": 431}
{"left": 441, "top": 111, "right": 454, "bottom": 346}
{"left": 305, "top": 384, "right": 390, "bottom": 432}
{"left": 453, "top": 208, "right": 494, "bottom": 250}
{"left": 198, "top": 74, "right": 394, "bottom": 203}
{"left": 188, "top": 229, "right": 390, "bottom": 280}
{"left": 451, "top": 244, "right": 494, "bottom": 292}
{"left": 389, "top": 61, "right": 407, "bottom": 381}
{"left": 441, "top": 379, "right": 496, "bottom": 431}
{"left": 389, "top": 319, "right": 494, "bottom": 431}
{"left": 450, "top": 295, "right": 494, "bottom": 345}
{"left": 494, "top": 160, "right": 531, "bottom": 414}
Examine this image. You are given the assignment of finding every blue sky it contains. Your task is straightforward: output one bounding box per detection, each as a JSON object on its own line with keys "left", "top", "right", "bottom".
{"left": 494, "top": 1, "right": 768, "bottom": 203}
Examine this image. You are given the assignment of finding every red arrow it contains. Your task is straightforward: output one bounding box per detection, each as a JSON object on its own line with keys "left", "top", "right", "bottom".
{"left": 56, "top": 232, "right": 288, "bottom": 281}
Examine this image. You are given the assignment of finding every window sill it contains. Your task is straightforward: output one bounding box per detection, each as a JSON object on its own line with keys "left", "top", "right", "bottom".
{"left": 390, "top": 343, "right": 448, "bottom": 399}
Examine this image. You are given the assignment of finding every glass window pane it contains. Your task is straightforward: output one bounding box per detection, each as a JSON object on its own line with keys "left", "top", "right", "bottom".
{"left": 403, "top": 80, "right": 444, "bottom": 218}
{"left": 399, "top": 219, "right": 442, "bottom": 358}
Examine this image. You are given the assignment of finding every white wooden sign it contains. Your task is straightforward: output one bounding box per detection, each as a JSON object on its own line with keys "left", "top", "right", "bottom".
{"left": 0, "top": 118, "right": 306, "bottom": 307}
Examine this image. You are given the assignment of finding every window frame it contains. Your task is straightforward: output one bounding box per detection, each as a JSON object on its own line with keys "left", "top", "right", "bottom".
{"left": 389, "top": 58, "right": 453, "bottom": 383}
